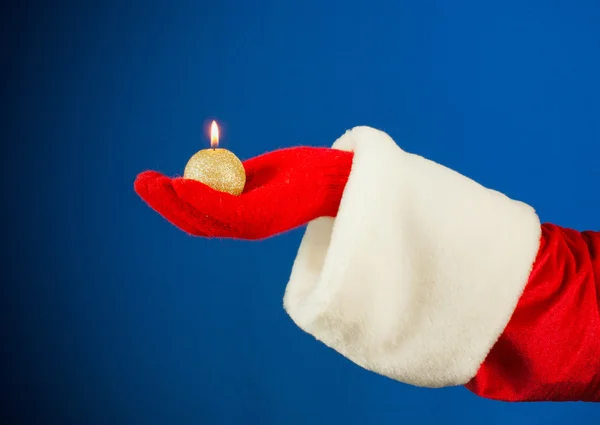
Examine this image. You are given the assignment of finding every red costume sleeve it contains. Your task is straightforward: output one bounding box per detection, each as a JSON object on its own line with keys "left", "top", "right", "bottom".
{"left": 466, "top": 224, "right": 600, "bottom": 401}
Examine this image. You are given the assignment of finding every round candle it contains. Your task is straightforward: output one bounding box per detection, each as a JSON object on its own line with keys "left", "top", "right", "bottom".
{"left": 183, "top": 121, "right": 246, "bottom": 196}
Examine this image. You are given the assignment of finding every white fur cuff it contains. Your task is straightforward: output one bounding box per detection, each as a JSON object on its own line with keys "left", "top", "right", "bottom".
{"left": 283, "top": 126, "right": 541, "bottom": 388}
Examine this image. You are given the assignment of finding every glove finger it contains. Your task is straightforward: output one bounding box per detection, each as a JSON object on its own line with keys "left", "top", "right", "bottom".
{"left": 134, "top": 171, "right": 210, "bottom": 236}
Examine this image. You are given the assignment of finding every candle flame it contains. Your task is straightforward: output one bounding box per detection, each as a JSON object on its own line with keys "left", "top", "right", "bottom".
{"left": 210, "top": 120, "right": 219, "bottom": 148}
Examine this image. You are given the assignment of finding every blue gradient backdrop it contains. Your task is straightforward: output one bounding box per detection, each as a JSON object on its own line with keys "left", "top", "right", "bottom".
{"left": 3, "top": 0, "right": 599, "bottom": 424}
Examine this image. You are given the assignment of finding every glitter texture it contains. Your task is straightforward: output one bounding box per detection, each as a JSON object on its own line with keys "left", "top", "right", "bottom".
{"left": 183, "top": 148, "right": 246, "bottom": 196}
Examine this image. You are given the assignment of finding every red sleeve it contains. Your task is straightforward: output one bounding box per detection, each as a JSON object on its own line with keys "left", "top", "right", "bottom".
{"left": 466, "top": 223, "right": 600, "bottom": 401}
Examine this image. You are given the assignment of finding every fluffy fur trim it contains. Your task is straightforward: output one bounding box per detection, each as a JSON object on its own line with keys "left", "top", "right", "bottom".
{"left": 283, "top": 126, "right": 542, "bottom": 387}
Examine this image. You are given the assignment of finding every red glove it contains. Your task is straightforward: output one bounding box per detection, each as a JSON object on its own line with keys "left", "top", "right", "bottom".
{"left": 134, "top": 147, "right": 353, "bottom": 240}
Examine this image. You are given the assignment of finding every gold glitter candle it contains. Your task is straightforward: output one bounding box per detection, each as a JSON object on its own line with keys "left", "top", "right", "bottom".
{"left": 183, "top": 121, "right": 246, "bottom": 196}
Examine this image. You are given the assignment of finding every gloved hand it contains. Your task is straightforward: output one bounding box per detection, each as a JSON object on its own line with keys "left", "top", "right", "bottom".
{"left": 134, "top": 147, "right": 353, "bottom": 240}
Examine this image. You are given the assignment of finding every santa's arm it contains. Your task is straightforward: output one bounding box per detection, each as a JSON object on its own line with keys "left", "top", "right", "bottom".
{"left": 283, "top": 127, "right": 600, "bottom": 402}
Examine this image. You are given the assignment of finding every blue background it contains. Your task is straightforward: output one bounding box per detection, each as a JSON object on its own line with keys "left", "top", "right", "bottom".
{"left": 4, "top": 0, "right": 599, "bottom": 424}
